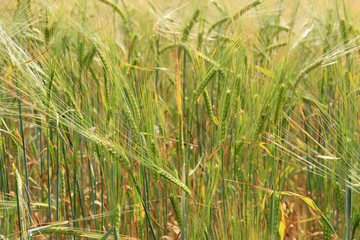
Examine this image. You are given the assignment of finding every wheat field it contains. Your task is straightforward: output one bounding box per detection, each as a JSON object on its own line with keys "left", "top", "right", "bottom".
{"left": 1, "top": 0, "right": 360, "bottom": 239}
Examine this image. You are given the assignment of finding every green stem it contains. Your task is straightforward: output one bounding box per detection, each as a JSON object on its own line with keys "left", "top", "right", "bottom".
{"left": 17, "top": 88, "right": 31, "bottom": 224}
{"left": 128, "top": 170, "right": 157, "bottom": 240}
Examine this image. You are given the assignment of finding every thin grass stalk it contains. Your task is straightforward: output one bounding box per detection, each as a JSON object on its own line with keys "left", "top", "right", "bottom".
{"left": 47, "top": 126, "right": 52, "bottom": 240}
{"left": 62, "top": 140, "right": 76, "bottom": 239}
{"left": 76, "top": 176, "right": 87, "bottom": 228}
{"left": 99, "top": 154, "right": 105, "bottom": 230}
{"left": 56, "top": 133, "right": 60, "bottom": 240}
{"left": 181, "top": 40, "right": 189, "bottom": 240}
{"left": 140, "top": 163, "right": 149, "bottom": 238}
{"left": 303, "top": 104, "right": 315, "bottom": 233}
{"left": 16, "top": 84, "right": 31, "bottom": 224}
{"left": 128, "top": 170, "right": 156, "bottom": 239}
{"left": 72, "top": 134, "right": 78, "bottom": 233}
{"left": 346, "top": 180, "right": 352, "bottom": 240}
{"left": 220, "top": 89, "right": 231, "bottom": 236}
{"left": 174, "top": 35, "right": 187, "bottom": 240}
{"left": 88, "top": 157, "right": 97, "bottom": 229}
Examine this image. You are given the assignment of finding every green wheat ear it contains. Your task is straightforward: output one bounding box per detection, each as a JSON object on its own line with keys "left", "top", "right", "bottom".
{"left": 170, "top": 193, "right": 182, "bottom": 228}
{"left": 13, "top": 164, "right": 26, "bottom": 240}
{"left": 208, "top": 0, "right": 262, "bottom": 34}
{"left": 114, "top": 203, "right": 121, "bottom": 237}
{"left": 150, "top": 139, "right": 160, "bottom": 182}
{"left": 86, "top": 135, "right": 130, "bottom": 168}
{"left": 99, "top": 0, "right": 126, "bottom": 22}
{"left": 273, "top": 83, "right": 286, "bottom": 125}
{"left": 155, "top": 167, "right": 192, "bottom": 198}
{"left": 181, "top": 9, "right": 201, "bottom": 42}
{"left": 204, "top": 89, "right": 214, "bottom": 121}
{"left": 220, "top": 90, "right": 231, "bottom": 141}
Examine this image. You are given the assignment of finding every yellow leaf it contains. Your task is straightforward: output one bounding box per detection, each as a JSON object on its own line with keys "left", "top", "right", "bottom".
{"left": 259, "top": 142, "right": 273, "bottom": 157}
{"left": 279, "top": 201, "right": 286, "bottom": 240}
{"left": 262, "top": 192, "right": 272, "bottom": 211}
{"left": 213, "top": 116, "right": 220, "bottom": 127}
{"left": 280, "top": 191, "right": 337, "bottom": 236}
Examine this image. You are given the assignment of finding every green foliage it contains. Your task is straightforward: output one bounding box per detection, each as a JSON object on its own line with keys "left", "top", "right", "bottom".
{"left": 2, "top": 0, "right": 360, "bottom": 239}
